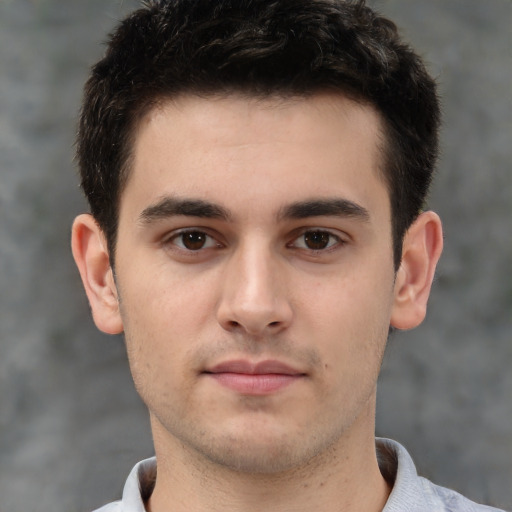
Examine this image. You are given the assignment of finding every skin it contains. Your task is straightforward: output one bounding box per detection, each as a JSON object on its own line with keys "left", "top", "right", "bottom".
{"left": 72, "top": 93, "right": 443, "bottom": 512}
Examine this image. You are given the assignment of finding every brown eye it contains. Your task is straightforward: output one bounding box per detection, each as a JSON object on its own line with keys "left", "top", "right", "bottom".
{"left": 175, "top": 231, "right": 211, "bottom": 250}
{"left": 303, "top": 230, "right": 332, "bottom": 250}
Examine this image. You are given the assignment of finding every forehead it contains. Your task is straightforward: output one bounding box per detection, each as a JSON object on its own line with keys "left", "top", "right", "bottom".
{"left": 137, "top": 92, "right": 384, "bottom": 152}
{"left": 123, "top": 93, "right": 388, "bottom": 219}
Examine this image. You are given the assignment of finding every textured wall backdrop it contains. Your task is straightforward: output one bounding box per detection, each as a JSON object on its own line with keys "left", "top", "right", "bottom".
{"left": 0, "top": 1, "right": 510, "bottom": 511}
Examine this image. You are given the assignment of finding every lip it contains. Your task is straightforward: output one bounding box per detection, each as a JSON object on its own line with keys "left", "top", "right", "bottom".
{"left": 203, "top": 359, "right": 306, "bottom": 395}
{"left": 207, "top": 359, "right": 304, "bottom": 375}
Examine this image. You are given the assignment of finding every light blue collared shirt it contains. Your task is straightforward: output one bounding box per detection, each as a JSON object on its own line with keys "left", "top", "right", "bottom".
{"left": 93, "top": 438, "right": 505, "bottom": 512}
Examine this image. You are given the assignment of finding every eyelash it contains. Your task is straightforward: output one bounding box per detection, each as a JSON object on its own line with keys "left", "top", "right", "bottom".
{"left": 287, "top": 229, "right": 345, "bottom": 253}
{"left": 163, "top": 228, "right": 347, "bottom": 255}
{"left": 165, "top": 229, "right": 222, "bottom": 252}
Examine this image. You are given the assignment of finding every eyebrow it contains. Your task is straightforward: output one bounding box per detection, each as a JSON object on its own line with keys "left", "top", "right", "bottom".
{"left": 278, "top": 198, "right": 370, "bottom": 222}
{"left": 139, "top": 197, "right": 231, "bottom": 224}
{"left": 138, "top": 196, "right": 370, "bottom": 225}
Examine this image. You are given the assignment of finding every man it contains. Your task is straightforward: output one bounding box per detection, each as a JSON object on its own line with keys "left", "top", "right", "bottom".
{"left": 71, "top": 1, "right": 503, "bottom": 511}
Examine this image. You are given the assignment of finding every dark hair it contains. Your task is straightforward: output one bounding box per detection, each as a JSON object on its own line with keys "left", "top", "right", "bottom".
{"left": 77, "top": 0, "right": 440, "bottom": 268}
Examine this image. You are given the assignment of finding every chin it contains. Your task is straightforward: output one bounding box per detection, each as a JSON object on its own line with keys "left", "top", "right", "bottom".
{"left": 193, "top": 425, "right": 338, "bottom": 476}
{"left": 205, "top": 442, "right": 306, "bottom": 474}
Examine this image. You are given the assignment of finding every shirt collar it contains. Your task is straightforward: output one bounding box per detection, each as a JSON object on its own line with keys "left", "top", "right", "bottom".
{"left": 377, "top": 438, "right": 440, "bottom": 512}
{"left": 120, "top": 457, "right": 156, "bottom": 512}
{"left": 119, "top": 439, "right": 436, "bottom": 511}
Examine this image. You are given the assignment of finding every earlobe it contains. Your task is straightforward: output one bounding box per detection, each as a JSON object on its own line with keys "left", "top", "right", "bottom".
{"left": 390, "top": 211, "right": 443, "bottom": 330}
{"left": 71, "top": 214, "right": 124, "bottom": 335}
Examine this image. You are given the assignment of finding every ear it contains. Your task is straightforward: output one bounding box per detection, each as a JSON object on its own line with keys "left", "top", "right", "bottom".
{"left": 71, "top": 214, "right": 124, "bottom": 335}
{"left": 390, "top": 211, "right": 443, "bottom": 330}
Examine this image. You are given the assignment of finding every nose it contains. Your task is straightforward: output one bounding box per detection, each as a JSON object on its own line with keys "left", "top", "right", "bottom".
{"left": 216, "top": 241, "right": 293, "bottom": 336}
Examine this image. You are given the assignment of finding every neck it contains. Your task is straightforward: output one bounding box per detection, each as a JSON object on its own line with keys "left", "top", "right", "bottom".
{"left": 146, "top": 398, "right": 390, "bottom": 512}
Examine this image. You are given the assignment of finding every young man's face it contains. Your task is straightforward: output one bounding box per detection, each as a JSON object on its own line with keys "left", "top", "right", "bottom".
{"left": 76, "top": 93, "right": 437, "bottom": 474}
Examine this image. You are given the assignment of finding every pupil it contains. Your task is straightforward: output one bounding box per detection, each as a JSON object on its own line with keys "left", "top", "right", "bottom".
{"left": 304, "top": 231, "right": 330, "bottom": 250}
{"left": 183, "top": 231, "right": 206, "bottom": 250}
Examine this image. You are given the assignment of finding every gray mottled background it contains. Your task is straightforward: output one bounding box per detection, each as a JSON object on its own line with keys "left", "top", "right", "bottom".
{"left": 0, "top": 1, "right": 510, "bottom": 511}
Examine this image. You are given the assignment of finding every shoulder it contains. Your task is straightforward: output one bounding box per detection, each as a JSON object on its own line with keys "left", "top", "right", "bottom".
{"left": 377, "top": 438, "right": 506, "bottom": 512}
{"left": 92, "top": 502, "right": 122, "bottom": 512}
{"left": 419, "top": 478, "right": 506, "bottom": 512}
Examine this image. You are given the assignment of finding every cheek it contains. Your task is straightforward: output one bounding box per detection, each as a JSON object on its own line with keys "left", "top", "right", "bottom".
{"left": 117, "top": 267, "right": 218, "bottom": 396}
{"left": 122, "top": 309, "right": 198, "bottom": 415}
{"left": 297, "top": 268, "right": 394, "bottom": 362}
{"left": 121, "top": 259, "right": 219, "bottom": 329}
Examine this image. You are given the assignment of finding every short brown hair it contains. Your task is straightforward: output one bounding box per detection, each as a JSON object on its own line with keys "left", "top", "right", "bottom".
{"left": 77, "top": 0, "right": 441, "bottom": 268}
